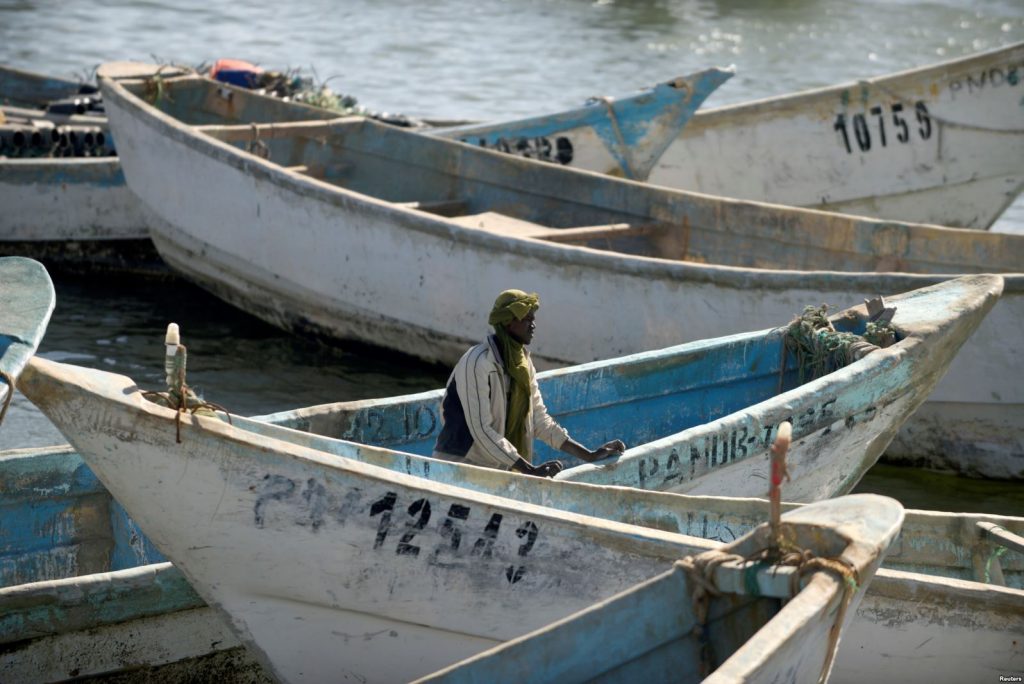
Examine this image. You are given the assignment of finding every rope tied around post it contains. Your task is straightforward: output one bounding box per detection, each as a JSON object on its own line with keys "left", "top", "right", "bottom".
{"left": 141, "top": 323, "right": 232, "bottom": 443}
{"left": 248, "top": 123, "right": 270, "bottom": 159}
{"left": 677, "top": 421, "right": 859, "bottom": 683}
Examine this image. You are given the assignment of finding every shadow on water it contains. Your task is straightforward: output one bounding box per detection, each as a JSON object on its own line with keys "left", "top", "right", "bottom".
{"left": 854, "top": 463, "right": 1024, "bottom": 515}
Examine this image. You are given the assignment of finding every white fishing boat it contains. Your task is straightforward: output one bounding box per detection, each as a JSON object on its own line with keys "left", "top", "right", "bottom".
{"left": 651, "top": 42, "right": 1024, "bottom": 230}
{"left": 17, "top": 352, "right": 908, "bottom": 683}
{"left": 99, "top": 64, "right": 1023, "bottom": 477}
{"left": 0, "top": 65, "right": 158, "bottom": 273}
{"left": 4, "top": 435, "right": 1022, "bottom": 683}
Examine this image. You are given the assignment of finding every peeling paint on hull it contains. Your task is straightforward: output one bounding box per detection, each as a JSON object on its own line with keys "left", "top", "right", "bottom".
{"left": 15, "top": 355, "right": 906, "bottom": 683}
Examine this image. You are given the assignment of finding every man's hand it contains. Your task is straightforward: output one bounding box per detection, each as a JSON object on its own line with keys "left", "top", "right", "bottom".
{"left": 532, "top": 460, "right": 565, "bottom": 477}
{"left": 512, "top": 457, "right": 564, "bottom": 478}
{"left": 589, "top": 439, "right": 626, "bottom": 461}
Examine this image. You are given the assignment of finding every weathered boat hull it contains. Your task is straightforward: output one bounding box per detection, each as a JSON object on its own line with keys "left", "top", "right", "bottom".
{"left": 0, "top": 65, "right": 155, "bottom": 273}
{"left": 0, "top": 65, "right": 86, "bottom": 108}
{"left": 651, "top": 42, "right": 1024, "bottom": 229}
{"left": 3, "top": 444, "right": 1021, "bottom": 683}
{"left": 13, "top": 356, "right": 908, "bottom": 683}
{"left": 0, "top": 562, "right": 264, "bottom": 683}
{"left": 246, "top": 277, "right": 1001, "bottom": 499}
{"left": 0, "top": 158, "right": 159, "bottom": 273}
{"left": 16, "top": 357, "right": 726, "bottom": 682}
{"left": 101, "top": 67, "right": 1024, "bottom": 477}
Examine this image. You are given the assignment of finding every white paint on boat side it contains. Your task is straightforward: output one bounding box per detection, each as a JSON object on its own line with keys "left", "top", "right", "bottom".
{"left": 0, "top": 158, "right": 148, "bottom": 242}
{"left": 17, "top": 356, "right": 910, "bottom": 684}
{"left": 652, "top": 42, "right": 1024, "bottom": 229}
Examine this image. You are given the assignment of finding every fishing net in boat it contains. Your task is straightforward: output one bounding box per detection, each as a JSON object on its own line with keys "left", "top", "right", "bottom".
{"left": 782, "top": 304, "right": 896, "bottom": 385}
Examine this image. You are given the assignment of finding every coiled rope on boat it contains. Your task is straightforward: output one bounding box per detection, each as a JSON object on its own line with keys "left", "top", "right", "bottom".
{"left": 780, "top": 303, "right": 896, "bottom": 389}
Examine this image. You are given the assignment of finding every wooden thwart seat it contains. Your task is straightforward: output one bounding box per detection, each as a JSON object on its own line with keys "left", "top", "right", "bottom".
{"left": 401, "top": 204, "right": 648, "bottom": 242}
{"left": 194, "top": 118, "right": 355, "bottom": 142}
{"left": 539, "top": 223, "right": 646, "bottom": 243}
{"left": 448, "top": 212, "right": 559, "bottom": 238}
{"left": 443, "top": 211, "right": 648, "bottom": 242}
{"left": 396, "top": 199, "right": 469, "bottom": 217}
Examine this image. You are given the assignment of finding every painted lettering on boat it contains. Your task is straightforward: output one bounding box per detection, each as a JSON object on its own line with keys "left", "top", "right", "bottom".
{"left": 833, "top": 102, "right": 932, "bottom": 154}
{"left": 684, "top": 511, "right": 740, "bottom": 543}
{"left": 635, "top": 396, "right": 871, "bottom": 488}
{"left": 250, "top": 476, "right": 538, "bottom": 584}
{"left": 369, "top": 492, "right": 539, "bottom": 584}
{"left": 462, "top": 135, "right": 574, "bottom": 165}
{"left": 341, "top": 404, "right": 438, "bottom": 444}
{"left": 947, "top": 63, "right": 1022, "bottom": 99}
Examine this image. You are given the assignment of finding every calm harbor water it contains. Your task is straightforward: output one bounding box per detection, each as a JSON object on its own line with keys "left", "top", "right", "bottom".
{"left": 1, "top": 0, "right": 1022, "bottom": 515}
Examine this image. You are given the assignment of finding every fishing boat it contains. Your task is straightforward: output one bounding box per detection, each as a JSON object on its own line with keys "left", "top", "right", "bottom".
{"left": 15, "top": 350, "right": 908, "bottom": 683}
{"left": 0, "top": 65, "right": 162, "bottom": 274}
{"left": 4, "top": 434, "right": 1021, "bottom": 682}
{"left": 98, "top": 64, "right": 1023, "bottom": 477}
{"left": 1, "top": 62, "right": 726, "bottom": 275}
{"left": 650, "top": 42, "right": 1024, "bottom": 230}
{"left": 429, "top": 67, "right": 732, "bottom": 181}
{"left": 418, "top": 501, "right": 877, "bottom": 683}
{"left": 246, "top": 276, "right": 998, "bottom": 498}
{"left": 419, "top": 484, "right": 897, "bottom": 683}
{"left": 0, "top": 257, "right": 54, "bottom": 413}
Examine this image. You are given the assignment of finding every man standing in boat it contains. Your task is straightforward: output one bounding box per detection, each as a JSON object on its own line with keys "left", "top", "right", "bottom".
{"left": 433, "top": 289, "right": 626, "bottom": 477}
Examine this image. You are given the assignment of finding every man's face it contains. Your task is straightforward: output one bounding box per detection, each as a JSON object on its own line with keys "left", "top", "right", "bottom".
{"left": 506, "top": 310, "right": 536, "bottom": 345}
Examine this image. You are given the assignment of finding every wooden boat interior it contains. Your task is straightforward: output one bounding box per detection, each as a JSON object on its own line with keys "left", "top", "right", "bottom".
{"left": 118, "top": 74, "right": 1024, "bottom": 275}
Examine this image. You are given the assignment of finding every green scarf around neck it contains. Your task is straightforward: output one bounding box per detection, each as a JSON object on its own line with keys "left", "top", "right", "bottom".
{"left": 494, "top": 325, "right": 531, "bottom": 457}
{"left": 487, "top": 289, "right": 540, "bottom": 459}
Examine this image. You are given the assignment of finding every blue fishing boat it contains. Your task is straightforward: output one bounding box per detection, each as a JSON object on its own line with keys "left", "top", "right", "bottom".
{"left": 0, "top": 257, "right": 54, "bottom": 412}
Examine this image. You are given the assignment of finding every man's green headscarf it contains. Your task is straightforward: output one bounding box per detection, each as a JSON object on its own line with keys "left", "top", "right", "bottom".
{"left": 488, "top": 290, "right": 540, "bottom": 459}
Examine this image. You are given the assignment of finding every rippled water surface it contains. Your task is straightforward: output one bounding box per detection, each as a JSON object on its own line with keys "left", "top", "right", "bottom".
{"left": 2, "top": 0, "right": 1022, "bottom": 513}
